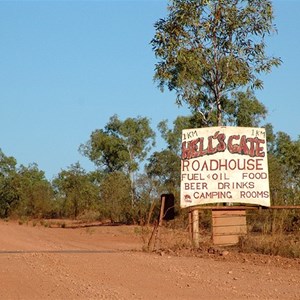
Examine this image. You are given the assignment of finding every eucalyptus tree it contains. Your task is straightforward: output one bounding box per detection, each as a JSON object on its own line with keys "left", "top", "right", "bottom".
{"left": 81, "top": 115, "right": 155, "bottom": 173}
{"left": 0, "top": 151, "right": 53, "bottom": 218}
{"left": 53, "top": 163, "right": 99, "bottom": 218}
{"left": 151, "top": 0, "right": 281, "bottom": 126}
{"left": 0, "top": 150, "right": 18, "bottom": 217}
{"left": 15, "top": 163, "right": 53, "bottom": 218}
{"left": 80, "top": 115, "right": 155, "bottom": 204}
{"left": 99, "top": 171, "right": 132, "bottom": 223}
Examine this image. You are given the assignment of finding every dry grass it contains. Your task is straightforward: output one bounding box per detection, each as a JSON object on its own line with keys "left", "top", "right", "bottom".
{"left": 238, "top": 233, "right": 300, "bottom": 258}
{"left": 137, "top": 221, "right": 300, "bottom": 259}
{"left": 137, "top": 225, "right": 212, "bottom": 253}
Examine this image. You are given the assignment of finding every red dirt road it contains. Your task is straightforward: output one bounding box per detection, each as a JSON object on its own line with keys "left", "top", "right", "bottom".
{"left": 0, "top": 220, "right": 299, "bottom": 300}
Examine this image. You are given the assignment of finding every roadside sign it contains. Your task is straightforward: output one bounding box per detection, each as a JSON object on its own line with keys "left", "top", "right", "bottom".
{"left": 180, "top": 127, "right": 270, "bottom": 208}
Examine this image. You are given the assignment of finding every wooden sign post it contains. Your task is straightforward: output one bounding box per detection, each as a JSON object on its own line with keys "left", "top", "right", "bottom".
{"left": 192, "top": 209, "right": 199, "bottom": 247}
{"left": 181, "top": 127, "right": 271, "bottom": 247}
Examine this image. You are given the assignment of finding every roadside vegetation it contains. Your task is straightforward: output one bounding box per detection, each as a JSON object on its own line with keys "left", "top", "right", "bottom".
{"left": 0, "top": 116, "right": 299, "bottom": 258}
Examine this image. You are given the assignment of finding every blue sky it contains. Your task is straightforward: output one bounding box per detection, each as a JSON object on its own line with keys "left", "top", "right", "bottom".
{"left": 0, "top": 0, "right": 299, "bottom": 179}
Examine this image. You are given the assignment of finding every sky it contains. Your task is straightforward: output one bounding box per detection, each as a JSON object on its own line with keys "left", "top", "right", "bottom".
{"left": 0, "top": 0, "right": 299, "bottom": 180}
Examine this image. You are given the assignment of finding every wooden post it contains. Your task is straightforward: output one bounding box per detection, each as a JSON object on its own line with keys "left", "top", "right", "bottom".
{"left": 146, "top": 201, "right": 156, "bottom": 226}
{"left": 147, "top": 220, "right": 158, "bottom": 252}
{"left": 159, "top": 195, "right": 166, "bottom": 227}
{"left": 188, "top": 211, "right": 192, "bottom": 241}
{"left": 154, "top": 195, "right": 166, "bottom": 250}
{"left": 192, "top": 209, "right": 199, "bottom": 248}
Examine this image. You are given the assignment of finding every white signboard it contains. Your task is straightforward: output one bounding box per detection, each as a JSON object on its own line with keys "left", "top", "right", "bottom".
{"left": 180, "top": 127, "right": 270, "bottom": 208}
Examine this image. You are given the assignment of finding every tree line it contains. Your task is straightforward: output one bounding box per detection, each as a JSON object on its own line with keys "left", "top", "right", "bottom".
{"left": 0, "top": 112, "right": 299, "bottom": 223}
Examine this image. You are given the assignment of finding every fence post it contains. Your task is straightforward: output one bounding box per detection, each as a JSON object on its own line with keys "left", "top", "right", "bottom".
{"left": 192, "top": 209, "right": 199, "bottom": 248}
{"left": 188, "top": 211, "right": 193, "bottom": 241}
{"left": 154, "top": 195, "right": 166, "bottom": 250}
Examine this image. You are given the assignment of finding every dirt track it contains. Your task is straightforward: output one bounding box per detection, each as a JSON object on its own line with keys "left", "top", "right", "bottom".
{"left": 0, "top": 220, "right": 300, "bottom": 300}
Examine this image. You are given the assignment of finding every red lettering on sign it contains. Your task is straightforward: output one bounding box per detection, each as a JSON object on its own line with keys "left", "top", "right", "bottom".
{"left": 182, "top": 132, "right": 266, "bottom": 159}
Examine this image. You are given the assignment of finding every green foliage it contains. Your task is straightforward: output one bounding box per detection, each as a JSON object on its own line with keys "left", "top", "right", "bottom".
{"left": 266, "top": 127, "right": 300, "bottom": 205}
{"left": 105, "top": 115, "right": 156, "bottom": 170}
{"left": 80, "top": 129, "right": 129, "bottom": 173}
{"left": 146, "top": 150, "right": 180, "bottom": 194}
{"left": 0, "top": 149, "right": 17, "bottom": 176}
{"left": 0, "top": 150, "right": 53, "bottom": 218}
{"left": 13, "top": 164, "right": 53, "bottom": 218}
{"left": 99, "top": 171, "right": 132, "bottom": 223}
{"left": 151, "top": 0, "right": 281, "bottom": 125}
{"left": 80, "top": 115, "right": 156, "bottom": 205}
{"left": 224, "top": 90, "right": 267, "bottom": 127}
{"left": 146, "top": 116, "right": 193, "bottom": 196}
{"left": 275, "top": 132, "right": 300, "bottom": 181}
{"left": 267, "top": 154, "right": 286, "bottom": 205}
{"left": 0, "top": 150, "right": 18, "bottom": 217}
{"left": 53, "top": 163, "right": 100, "bottom": 218}
{"left": 80, "top": 115, "right": 155, "bottom": 174}
{"left": 158, "top": 116, "right": 193, "bottom": 155}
